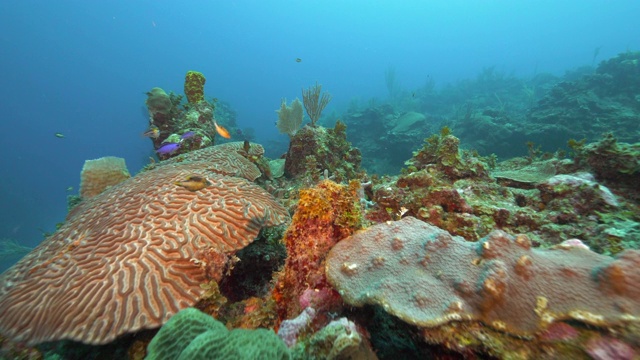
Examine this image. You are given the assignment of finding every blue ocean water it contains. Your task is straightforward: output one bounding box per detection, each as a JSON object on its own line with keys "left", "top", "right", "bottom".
{"left": 0, "top": 0, "right": 638, "bottom": 270}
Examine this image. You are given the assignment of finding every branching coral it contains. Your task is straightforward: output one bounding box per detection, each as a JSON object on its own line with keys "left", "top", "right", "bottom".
{"left": 302, "top": 82, "right": 332, "bottom": 126}
{"left": 326, "top": 217, "right": 640, "bottom": 356}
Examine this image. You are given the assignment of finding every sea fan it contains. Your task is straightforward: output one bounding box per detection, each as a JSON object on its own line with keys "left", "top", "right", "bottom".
{"left": 0, "top": 238, "right": 33, "bottom": 260}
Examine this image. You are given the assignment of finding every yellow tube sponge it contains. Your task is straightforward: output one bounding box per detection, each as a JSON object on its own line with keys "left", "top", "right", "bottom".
{"left": 184, "top": 70, "right": 206, "bottom": 104}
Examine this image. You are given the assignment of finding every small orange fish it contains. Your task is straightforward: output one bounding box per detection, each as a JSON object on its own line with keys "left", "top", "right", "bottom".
{"left": 142, "top": 125, "right": 160, "bottom": 139}
{"left": 175, "top": 175, "right": 211, "bottom": 191}
{"left": 213, "top": 120, "right": 231, "bottom": 139}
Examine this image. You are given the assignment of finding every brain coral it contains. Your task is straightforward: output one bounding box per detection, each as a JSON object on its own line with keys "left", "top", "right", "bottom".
{"left": 146, "top": 307, "right": 290, "bottom": 360}
{"left": 0, "top": 159, "right": 289, "bottom": 345}
{"left": 159, "top": 142, "right": 264, "bottom": 181}
{"left": 326, "top": 217, "right": 640, "bottom": 337}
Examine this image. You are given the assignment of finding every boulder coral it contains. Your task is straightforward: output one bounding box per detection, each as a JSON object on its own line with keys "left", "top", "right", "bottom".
{"left": 283, "top": 122, "right": 361, "bottom": 182}
{"left": 145, "top": 87, "right": 173, "bottom": 117}
{"left": 0, "top": 143, "right": 289, "bottom": 345}
{"left": 326, "top": 217, "right": 640, "bottom": 353}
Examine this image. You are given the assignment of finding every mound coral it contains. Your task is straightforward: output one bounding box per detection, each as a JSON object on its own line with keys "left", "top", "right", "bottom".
{"left": 405, "top": 129, "right": 488, "bottom": 181}
{"left": 184, "top": 71, "right": 206, "bottom": 104}
{"left": 0, "top": 146, "right": 289, "bottom": 345}
{"left": 283, "top": 122, "right": 361, "bottom": 182}
{"left": 326, "top": 217, "right": 640, "bottom": 338}
{"left": 575, "top": 133, "right": 640, "bottom": 189}
{"left": 145, "top": 87, "right": 173, "bottom": 117}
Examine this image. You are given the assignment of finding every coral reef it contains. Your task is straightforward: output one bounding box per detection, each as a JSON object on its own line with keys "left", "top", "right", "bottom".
{"left": 144, "top": 72, "right": 240, "bottom": 159}
{"left": 5, "top": 52, "right": 640, "bottom": 359}
{"left": 405, "top": 127, "right": 489, "bottom": 181}
{"left": 144, "top": 87, "right": 182, "bottom": 149}
{"left": 283, "top": 122, "right": 361, "bottom": 182}
{"left": 365, "top": 130, "right": 492, "bottom": 239}
{"left": 573, "top": 132, "right": 640, "bottom": 192}
{"left": 365, "top": 130, "right": 640, "bottom": 251}
{"left": 527, "top": 52, "right": 640, "bottom": 146}
{"left": 326, "top": 216, "right": 640, "bottom": 357}
{"left": 79, "top": 156, "right": 130, "bottom": 199}
{"left": 342, "top": 51, "right": 640, "bottom": 173}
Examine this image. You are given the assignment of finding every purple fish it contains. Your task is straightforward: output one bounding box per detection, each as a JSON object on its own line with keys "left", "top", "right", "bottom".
{"left": 180, "top": 131, "right": 196, "bottom": 140}
{"left": 156, "top": 142, "right": 180, "bottom": 155}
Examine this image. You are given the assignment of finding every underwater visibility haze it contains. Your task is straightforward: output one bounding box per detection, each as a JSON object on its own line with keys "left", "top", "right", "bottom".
{"left": 1, "top": 1, "right": 640, "bottom": 359}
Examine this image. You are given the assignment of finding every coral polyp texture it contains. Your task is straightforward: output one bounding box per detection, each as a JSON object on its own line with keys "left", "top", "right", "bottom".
{"left": 274, "top": 180, "right": 362, "bottom": 322}
{"left": 0, "top": 149, "right": 289, "bottom": 345}
{"left": 159, "top": 142, "right": 264, "bottom": 181}
{"left": 79, "top": 156, "right": 130, "bottom": 199}
{"left": 326, "top": 217, "right": 640, "bottom": 337}
{"left": 184, "top": 70, "right": 206, "bottom": 104}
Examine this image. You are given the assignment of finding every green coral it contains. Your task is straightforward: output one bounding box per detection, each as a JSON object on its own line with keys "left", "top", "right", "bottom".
{"left": 146, "top": 308, "right": 290, "bottom": 360}
{"left": 574, "top": 133, "right": 640, "bottom": 185}
{"left": 405, "top": 127, "right": 488, "bottom": 180}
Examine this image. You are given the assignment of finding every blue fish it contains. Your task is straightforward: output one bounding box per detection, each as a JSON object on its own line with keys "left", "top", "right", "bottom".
{"left": 156, "top": 142, "right": 180, "bottom": 155}
{"left": 180, "top": 131, "right": 196, "bottom": 140}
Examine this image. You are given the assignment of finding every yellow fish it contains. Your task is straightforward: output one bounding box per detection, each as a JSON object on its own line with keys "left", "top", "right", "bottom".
{"left": 213, "top": 119, "right": 231, "bottom": 139}
{"left": 175, "top": 175, "right": 211, "bottom": 192}
{"left": 142, "top": 125, "right": 160, "bottom": 139}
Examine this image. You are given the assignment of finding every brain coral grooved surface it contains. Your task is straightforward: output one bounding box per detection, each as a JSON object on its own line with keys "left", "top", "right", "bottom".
{"left": 326, "top": 217, "right": 640, "bottom": 336}
{"left": 0, "top": 161, "right": 289, "bottom": 345}
{"left": 159, "top": 142, "right": 263, "bottom": 181}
